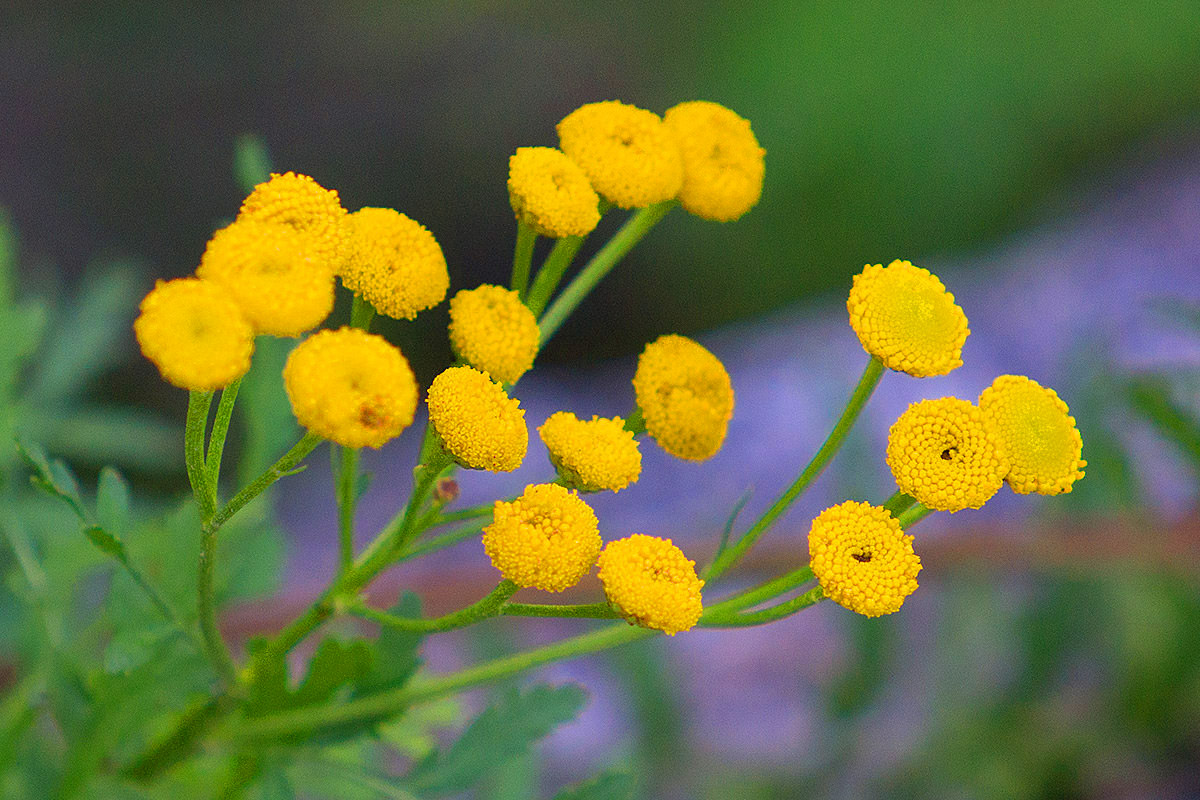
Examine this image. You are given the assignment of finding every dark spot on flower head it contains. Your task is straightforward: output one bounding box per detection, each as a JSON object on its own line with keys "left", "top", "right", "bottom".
{"left": 359, "top": 403, "right": 389, "bottom": 429}
{"left": 852, "top": 552, "right": 872, "bottom": 563}
{"left": 941, "top": 447, "right": 957, "bottom": 461}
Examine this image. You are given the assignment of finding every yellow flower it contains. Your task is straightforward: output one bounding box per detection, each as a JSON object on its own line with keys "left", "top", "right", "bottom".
{"left": 282, "top": 327, "right": 418, "bottom": 449}
{"left": 483, "top": 483, "right": 601, "bottom": 592}
{"left": 847, "top": 260, "right": 970, "bottom": 377}
{"left": 448, "top": 285, "right": 540, "bottom": 384}
{"left": 663, "top": 101, "right": 765, "bottom": 222}
{"left": 196, "top": 219, "right": 336, "bottom": 337}
{"left": 886, "top": 397, "right": 1008, "bottom": 512}
{"left": 557, "top": 100, "right": 683, "bottom": 209}
{"left": 979, "top": 375, "right": 1086, "bottom": 495}
{"left": 597, "top": 534, "right": 704, "bottom": 635}
{"left": 632, "top": 334, "right": 734, "bottom": 461}
{"left": 808, "top": 501, "right": 921, "bottom": 618}
{"left": 134, "top": 278, "right": 254, "bottom": 391}
{"left": 342, "top": 207, "right": 449, "bottom": 320}
{"left": 537, "top": 412, "right": 642, "bottom": 493}
{"left": 238, "top": 172, "right": 349, "bottom": 267}
{"left": 426, "top": 366, "right": 527, "bottom": 472}
{"left": 508, "top": 147, "right": 601, "bottom": 238}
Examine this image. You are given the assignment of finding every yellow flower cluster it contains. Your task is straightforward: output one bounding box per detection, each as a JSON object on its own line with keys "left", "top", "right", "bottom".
{"left": 508, "top": 147, "right": 601, "bottom": 238}
{"left": 886, "top": 397, "right": 1008, "bottom": 512}
{"left": 979, "top": 375, "right": 1086, "bottom": 495}
{"left": 483, "top": 483, "right": 601, "bottom": 592}
{"left": 342, "top": 207, "right": 449, "bottom": 321}
{"left": 633, "top": 334, "right": 734, "bottom": 461}
{"left": 848, "top": 260, "right": 969, "bottom": 377}
{"left": 663, "top": 101, "right": 765, "bottom": 222}
{"left": 597, "top": 534, "right": 704, "bottom": 635}
{"left": 426, "top": 366, "right": 527, "bottom": 472}
{"left": 239, "top": 171, "right": 350, "bottom": 267}
{"left": 448, "top": 285, "right": 540, "bottom": 384}
{"left": 538, "top": 412, "right": 642, "bottom": 493}
{"left": 808, "top": 501, "right": 921, "bottom": 617}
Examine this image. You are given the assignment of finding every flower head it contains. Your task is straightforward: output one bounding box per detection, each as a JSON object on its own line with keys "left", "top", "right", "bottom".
{"left": 483, "top": 483, "right": 601, "bottom": 592}
{"left": 508, "top": 147, "right": 601, "bottom": 238}
{"left": 979, "top": 375, "right": 1086, "bottom": 495}
{"left": 808, "top": 501, "right": 921, "bottom": 617}
{"left": 557, "top": 100, "right": 683, "bottom": 209}
{"left": 448, "top": 285, "right": 540, "bottom": 384}
{"left": 538, "top": 412, "right": 642, "bottom": 493}
{"left": 197, "top": 219, "right": 336, "bottom": 337}
{"left": 342, "top": 207, "right": 449, "bottom": 320}
{"left": 597, "top": 534, "right": 704, "bottom": 635}
{"left": 847, "top": 260, "right": 969, "bottom": 377}
{"left": 663, "top": 101, "right": 765, "bottom": 222}
{"left": 134, "top": 278, "right": 254, "bottom": 391}
{"left": 283, "top": 327, "right": 418, "bottom": 449}
{"left": 886, "top": 397, "right": 1008, "bottom": 512}
{"left": 238, "top": 172, "right": 348, "bottom": 267}
{"left": 633, "top": 334, "right": 734, "bottom": 461}
{"left": 426, "top": 366, "right": 527, "bottom": 472}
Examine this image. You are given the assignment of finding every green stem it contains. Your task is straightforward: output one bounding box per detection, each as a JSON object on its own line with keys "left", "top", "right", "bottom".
{"left": 501, "top": 602, "right": 619, "bottom": 620}
{"left": 198, "top": 519, "right": 238, "bottom": 688}
{"left": 703, "top": 565, "right": 815, "bottom": 618}
{"left": 336, "top": 446, "right": 360, "bottom": 577}
{"left": 524, "top": 236, "right": 585, "bottom": 317}
{"left": 538, "top": 200, "right": 676, "bottom": 347}
{"left": 511, "top": 221, "right": 537, "bottom": 298}
{"left": 430, "top": 503, "right": 494, "bottom": 527}
{"left": 701, "top": 586, "right": 824, "bottom": 628}
{"left": 350, "top": 294, "right": 376, "bottom": 331}
{"left": 349, "top": 581, "right": 518, "bottom": 633}
{"left": 186, "top": 391, "right": 216, "bottom": 523}
{"left": 210, "top": 432, "right": 323, "bottom": 531}
{"left": 395, "top": 521, "right": 485, "bottom": 562}
{"left": 897, "top": 503, "right": 933, "bottom": 529}
{"left": 704, "top": 357, "right": 885, "bottom": 580}
{"left": 883, "top": 491, "right": 917, "bottom": 517}
{"left": 205, "top": 377, "right": 242, "bottom": 494}
{"left": 623, "top": 407, "right": 645, "bottom": 435}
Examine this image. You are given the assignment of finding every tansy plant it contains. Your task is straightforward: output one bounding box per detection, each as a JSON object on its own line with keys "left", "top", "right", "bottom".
{"left": 8, "top": 99, "right": 1085, "bottom": 798}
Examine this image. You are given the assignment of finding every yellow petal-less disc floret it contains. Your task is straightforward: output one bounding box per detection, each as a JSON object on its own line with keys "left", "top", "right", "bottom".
{"left": 483, "top": 483, "right": 602, "bottom": 592}
{"left": 282, "top": 327, "right": 418, "bottom": 449}
{"left": 979, "top": 375, "right": 1086, "bottom": 495}
{"left": 847, "top": 260, "right": 970, "bottom": 377}
{"left": 426, "top": 366, "right": 527, "bottom": 472}
{"left": 238, "top": 172, "right": 349, "bottom": 267}
{"left": 134, "top": 278, "right": 254, "bottom": 391}
{"left": 537, "top": 412, "right": 642, "bottom": 493}
{"left": 508, "top": 147, "right": 601, "bottom": 238}
{"left": 632, "top": 334, "right": 734, "bottom": 461}
{"left": 886, "top": 397, "right": 1009, "bottom": 512}
{"left": 557, "top": 100, "right": 683, "bottom": 210}
{"left": 342, "top": 207, "right": 450, "bottom": 321}
{"left": 448, "top": 285, "right": 540, "bottom": 385}
{"left": 663, "top": 101, "right": 765, "bottom": 222}
{"left": 197, "top": 219, "right": 336, "bottom": 337}
{"left": 808, "top": 501, "right": 921, "bottom": 618}
{"left": 597, "top": 534, "right": 704, "bottom": 635}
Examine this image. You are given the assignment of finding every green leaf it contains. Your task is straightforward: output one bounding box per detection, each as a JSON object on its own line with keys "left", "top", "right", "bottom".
{"left": 237, "top": 336, "right": 301, "bottom": 484}
{"left": 1128, "top": 376, "right": 1200, "bottom": 474}
{"left": 234, "top": 134, "right": 273, "bottom": 195}
{"left": 376, "top": 697, "right": 462, "bottom": 759}
{"left": 102, "top": 622, "right": 178, "bottom": 674}
{"left": 249, "top": 765, "right": 296, "bottom": 800}
{"left": 553, "top": 771, "right": 636, "bottom": 800}
{"left": 23, "top": 406, "right": 181, "bottom": 474}
{"left": 96, "top": 467, "right": 132, "bottom": 539}
{"left": 293, "top": 638, "right": 373, "bottom": 707}
{"left": 16, "top": 439, "right": 87, "bottom": 519}
{"left": 356, "top": 592, "right": 424, "bottom": 694}
{"left": 83, "top": 525, "right": 126, "bottom": 561}
{"left": 404, "top": 683, "right": 588, "bottom": 797}
{"left": 0, "top": 206, "right": 15, "bottom": 304}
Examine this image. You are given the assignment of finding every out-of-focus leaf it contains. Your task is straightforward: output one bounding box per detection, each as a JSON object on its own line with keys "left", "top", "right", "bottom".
{"left": 293, "top": 639, "right": 373, "bottom": 708}
{"left": 0, "top": 207, "right": 15, "bottom": 304}
{"left": 16, "top": 439, "right": 86, "bottom": 520}
{"left": 96, "top": 467, "right": 132, "bottom": 539}
{"left": 486, "top": 749, "right": 539, "bottom": 800}
{"left": 356, "top": 592, "right": 424, "bottom": 695}
{"left": 103, "top": 622, "right": 178, "bottom": 675}
{"left": 249, "top": 764, "right": 296, "bottom": 800}
{"left": 217, "top": 512, "right": 286, "bottom": 602}
{"left": 234, "top": 134, "right": 273, "bottom": 195}
{"left": 553, "top": 771, "right": 636, "bottom": 800}
{"left": 376, "top": 697, "right": 462, "bottom": 760}
{"left": 82, "top": 525, "right": 125, "bottom": 561}
{"left": 237, "top": 336, "right": 300, "bottom": 484}
{"left": 1128, "top": 375, "right": 1200, "bottom": 474}
{"left": 23, "top": 406, "right": 180, "bottom": 474}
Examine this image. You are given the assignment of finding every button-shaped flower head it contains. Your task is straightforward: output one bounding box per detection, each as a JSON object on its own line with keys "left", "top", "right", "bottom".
{"left": 197, "top": 219, "right": 336, "bottom": 337}
{"left": 979, "top": 375, "right": 1086, "bottom": 495}
{"left": 238, "top": 172, "right": 349, "bottom": 268}
{"left": 848, "top": 260, "right": 970, "bottom": 377}
{"left": 508, "top": 147, "right": 601, "bottom": 238}
{"left": 538, "top": 412, "right": 642, "bottom": 493}
{"left": 426, "top": 366, "right": 527, "bottom": 472}
{"left": 808, "top": 501, "right": 921, "bottom": 617}
{"left": 597, "top": 534, "right": 704, "bottom": 635}
{"left": 483, "top": 483, "right": 602, "bottom": 592}
{"left": 663, "top": 101, "right": 765, "bottom": 222}
{"left": 283, "top": 327, "right": 418, "bottom": 449}
{"left": 633, "top": 334, "right": 734, "bottom": 461}
{"left": 342, "top": 207, "right": 450, "bottom": 321}
{"left": 448, "top": 285, "right": 540, "bottom": 385}
{"left": 886, "top": 397, "right": 1009, "bottom": 512}
{"left": 557, "top": 100, "right": 683, "bottom": 209}
{"left": 134, "top": 278, "right": 254, "bottom": 391}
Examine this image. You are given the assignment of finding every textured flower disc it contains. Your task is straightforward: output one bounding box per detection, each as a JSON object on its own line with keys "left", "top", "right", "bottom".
{"left": 507, "top": 147, "right": 601, "bottom": 238}
{"left": 448, "top": 284, "right": 540, "bottom": 385}
{"left": 663, "top": 100, "right": 765, "bottom": 222}
{"left": 632, "top": 334, "right": 734, "bottom": 461}
{"left": 134, "top": 278, "right": 254, "bottom": 391}
{"left": 808, "top": 501, "right": 921, "bottom": 618}
{"left": 847, "top": 260, "right": 970, "bottom": 377}
{"left": 557, "top": 100, "right": 683, "bottom": 209}
{"left": 426, "top": 365, "right": 527, "bottom": 472}
{"left": 597, "top": 534, "right": 704, "bottom": 635}
{"left": 483, "top": 483, "right": 602, "bottom": 592}
{"left": 342, "top": 207, "right": 449, "bottom": 320}
{"left": 979, "top": 375, "right": 1086, "bottom": 495}
{"left": 538, "top": 412, "right": 642, "bottom": 493}
{"left": 282, "top": 327, "right": 418, "bottom": 449}
{"left": 886, "top": 397, "right": 1009, "bottom": 512}
{"left": 238, "top": 171, "right": 349, "bottom": 268}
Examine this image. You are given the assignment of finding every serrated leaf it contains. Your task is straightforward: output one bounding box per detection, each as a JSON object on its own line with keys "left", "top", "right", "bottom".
{"left": 553, "top": 771, "right": 636, "bottom": 800}
{"left": 103, "top": 623, "right": 177, "bottom": 674}
{"left": 376, "top": 697, "right": 462, "bottom": 759}
{"left": 404, "top": 683, "right": 588, "bottom": 797}
{"left": 83, "top": 525, "right": 126, "bottom": 561}
{"left": 293, "top": 639, "right": 373, "bottom": 708}
{"left": 95, "top": 467, "right": 132, "bottom": 538}
{"left": 357, "top": 593, "right": 424, "bottom": 695}
{"left": 16, "top": 439, "right": 87, "bottom": 519}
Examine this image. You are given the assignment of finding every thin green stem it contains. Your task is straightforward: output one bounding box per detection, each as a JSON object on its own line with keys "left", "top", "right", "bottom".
{"left": 703, "top": 565, "right": 815, "bottom": 618}
{"left": 897, "top": 503, "right": 934, "bottom": 529}
{"left": 198, "top": 520, "right": 238, "bottom": 688}
{"left": 350, "top": 294, "right": 376, "bottom": 331}
{"left": 336, "top": 446, "right": 360, "bottom": 577}
{"left": 705, "top": 357, "right": 885, "bottom": 580}
{"left": 525, "top": 235, "right": 586, "bottom": 317}
{"left": 429, "top": 503, "right": 494, "bottom": 527}
{"left": 883, "top": 491, "right": 917, "bottom": 517}
{"left": 700, "top": 586, "right": 824, "bottom": 628}
{"left": 210, "top": 432, "right": 322, "bottom": 531}
{"left": 186, "top": 391, "right": 217, "bottom": 523}
{"left": 395, "top": 521, "right": 485, "bottom": 563}
{"left": 538, "top": 200, "right": 676, "bottom": 347}
{"left": 501, "top": 602, "right": 619, "bottom": 620}
{"left": 623, "top": 407, "right": 645, "bottom": 435}
{"left": 205, "top": 377, "right": 242, "bottom": 494}
{"left": 511, "top": 221, "right": 537, "bottom": 298}
{"left": 348, "top": 581, "right": 518, "bottom": 633}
